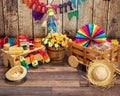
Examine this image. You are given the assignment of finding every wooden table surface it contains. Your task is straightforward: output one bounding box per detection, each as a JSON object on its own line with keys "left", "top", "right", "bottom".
{"left": 0, "top": 54, "right": 120, "bottom": 96}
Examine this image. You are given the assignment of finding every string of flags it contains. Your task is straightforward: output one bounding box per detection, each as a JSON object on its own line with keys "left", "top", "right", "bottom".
{"left": 71, "top": 0, "right": 87, "bottom": 8}
{"left": 22, "top": 0, "right": 87, "bottom": 21}
{"left": 68, "top": 10, "right": 79, "bottom": 20}
{"left": 5, "top": 0, "right": 87, "bottom": 34}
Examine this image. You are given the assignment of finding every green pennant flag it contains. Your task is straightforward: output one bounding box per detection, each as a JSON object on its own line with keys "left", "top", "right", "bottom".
{"left": 68, "top": 10, "right": 79, "bottom": 20}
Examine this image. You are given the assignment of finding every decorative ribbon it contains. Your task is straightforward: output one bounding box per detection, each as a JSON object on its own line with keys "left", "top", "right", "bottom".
{"left": 68, "top": 10, "right": 79, "bottom": 20}
{"left": 29, "top": 0, "right": 58, "bottom": 14}
{"left": 58, "top": 1, "right": 73, "bottom": 13}
{"left": 23, "top": 0, "right": 73, "bottom": 14}
{"left": 68, "top": 1, "right": 74, "bottom": 11}
{"left": 29, "top": 0, "right": 47, "bottom": 13}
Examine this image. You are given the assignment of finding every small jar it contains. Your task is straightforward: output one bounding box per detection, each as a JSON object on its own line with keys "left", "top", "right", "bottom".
{"left": 34, "top": 38, "right": 41, "bottom": 48}
{"left": 29, "top": 43, "right": 34, "bottom": 50}
{"left": 22, "top": 44, "right": 28, "bottom": 50}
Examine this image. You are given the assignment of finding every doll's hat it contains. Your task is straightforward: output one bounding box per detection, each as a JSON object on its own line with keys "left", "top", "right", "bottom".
{"left": 47, "top": 6, "right": 56, "bottom": 15}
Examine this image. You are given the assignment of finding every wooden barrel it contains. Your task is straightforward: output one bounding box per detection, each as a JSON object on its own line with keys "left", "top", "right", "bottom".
{"left": 47, "top": 47, "right": 65, "bottom": 62}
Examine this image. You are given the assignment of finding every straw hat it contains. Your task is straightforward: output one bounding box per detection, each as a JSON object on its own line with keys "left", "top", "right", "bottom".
{"left": 5, "top": 65, "right": 27, "bottom": 82}
{"left": 87, "top": 60, "right": 116, "bottom": 87}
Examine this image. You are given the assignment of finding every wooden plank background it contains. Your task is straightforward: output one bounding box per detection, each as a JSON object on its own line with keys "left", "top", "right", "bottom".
{"left": 3, "top": 0, "right": 18, "bottom": 37}
{"left": 107, "top": 0, "right": 120, "bottom": 39}
{"left": 0, "top": 0, "right": 119, "bottom": 38}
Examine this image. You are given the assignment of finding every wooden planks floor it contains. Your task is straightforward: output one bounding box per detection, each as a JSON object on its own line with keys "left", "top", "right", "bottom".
{"left": 0, "top": 55, "right": 120, "bottom": 96}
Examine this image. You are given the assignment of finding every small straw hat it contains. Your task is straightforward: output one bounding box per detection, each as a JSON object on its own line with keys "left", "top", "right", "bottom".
{"left": 87, "top": 60, "right": 116, "bottom": 87}
{"left": 5, "top": 65, "right": 27, "bottom": 82}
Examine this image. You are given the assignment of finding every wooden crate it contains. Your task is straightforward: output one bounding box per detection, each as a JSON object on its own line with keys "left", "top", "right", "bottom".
{"left": 68, "top": 41, "right": 120, "bottom": 66}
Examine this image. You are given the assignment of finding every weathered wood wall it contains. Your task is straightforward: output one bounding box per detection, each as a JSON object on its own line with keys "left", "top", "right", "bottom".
{"left": 0, "top": 0, "right": 120, "bottom": 38}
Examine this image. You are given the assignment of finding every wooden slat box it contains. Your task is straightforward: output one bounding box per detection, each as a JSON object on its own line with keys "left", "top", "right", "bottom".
{"left": 68, "top": 41, "right": 120, "bottom": 66}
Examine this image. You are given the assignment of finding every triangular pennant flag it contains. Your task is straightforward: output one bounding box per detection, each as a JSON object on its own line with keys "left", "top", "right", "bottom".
{"left": 68, "top": 10, "right": 79, "bottom": 20}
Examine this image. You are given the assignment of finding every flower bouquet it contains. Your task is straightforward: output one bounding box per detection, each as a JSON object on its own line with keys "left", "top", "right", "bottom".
{"left": 42, "top": 33, "right": 71, "bottom": 61}
{"left": 43, "top": 33, "right": 71, "bottom": 49}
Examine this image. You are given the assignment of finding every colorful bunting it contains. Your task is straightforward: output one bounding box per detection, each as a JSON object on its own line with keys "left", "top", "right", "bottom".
{"left": 71, "top": 0, "right": 87, "bottom": 8}
{"left": 32, "top": 10, "right": 44, "bottom": 20}
{"left": 21, "top": 0, "right": 87, "bottom": 21}
{"left": 58, "top": 1, "right": 73, "bottom": 13}
{"left": 68, "top": 10, "right": 79, "bottom": 20}
{"left": 29, "top": 0, "right": 47, "bottom": 13}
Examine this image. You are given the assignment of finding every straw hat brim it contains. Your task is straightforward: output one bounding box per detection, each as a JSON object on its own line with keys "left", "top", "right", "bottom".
{"left": 87, "top": 60, "right": 115, "bottom": 87}
{"left": 5, "top": 65, "right": 27, "bottom": 82}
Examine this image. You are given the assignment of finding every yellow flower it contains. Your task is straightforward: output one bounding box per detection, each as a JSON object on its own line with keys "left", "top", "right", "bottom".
{"left": 51, "top": 39, "right": 57, "bottom": 44}
{"left": 61, "top": 42, "right": 66, "bottom": 47}
{"left": 43, "top": 33, "right": 71, "bottom": 49}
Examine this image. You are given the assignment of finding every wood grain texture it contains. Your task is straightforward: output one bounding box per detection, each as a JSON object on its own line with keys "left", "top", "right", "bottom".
{"left": 18, "top": 0, "right": 33, "bottom": 37}
{"left": 78, "top": 0, "right": 93, "bottom": 29}
{"left": 0, "top": 0, "right": 120, "bottom": 39}
{"left": 33, "top": 0, "right": 47, "bottom": 38}
{"left": 107, "top": 0, "right": 120, "bottom": 39}
{"left": 0, "top": 86, "right": 52, "bottom": 95}
{"left": 93, "top": 0, "right": 109, "bottom": 33}
{"left": 0, "top": 0, "right": 4, "bottom": 37}
{"left": 63, "top": 0, "right": 77, "bottom": 38}
{"left": 52, "top": 86, "right": 120, "bottom": 96}
{"left": 3, "top": 0, "right": 18, "bottom": 37}
{"left": 0, "top": 58, "right": 120, "bottom": 96}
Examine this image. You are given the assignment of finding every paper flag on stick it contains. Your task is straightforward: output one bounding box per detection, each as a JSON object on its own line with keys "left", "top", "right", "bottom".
{"left": 68, "top": 10, "right": 79, "bottom": 20}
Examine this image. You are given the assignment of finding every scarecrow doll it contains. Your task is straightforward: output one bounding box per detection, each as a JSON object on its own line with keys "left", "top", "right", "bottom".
{"left": 42, "top": 6, "right": 61, "bottom": 34}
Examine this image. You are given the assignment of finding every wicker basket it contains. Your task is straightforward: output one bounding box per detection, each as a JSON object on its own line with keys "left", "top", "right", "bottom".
{"left": 47, "top": 47, "right": 65, "bottom": 61}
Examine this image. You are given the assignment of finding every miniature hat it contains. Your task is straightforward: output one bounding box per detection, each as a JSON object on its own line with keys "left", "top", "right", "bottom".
{"left": 87, "top": 60, "right": 116, "bottom": 87}
{"left": 5, "top": 65, "right": 27, "bottom": 82}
